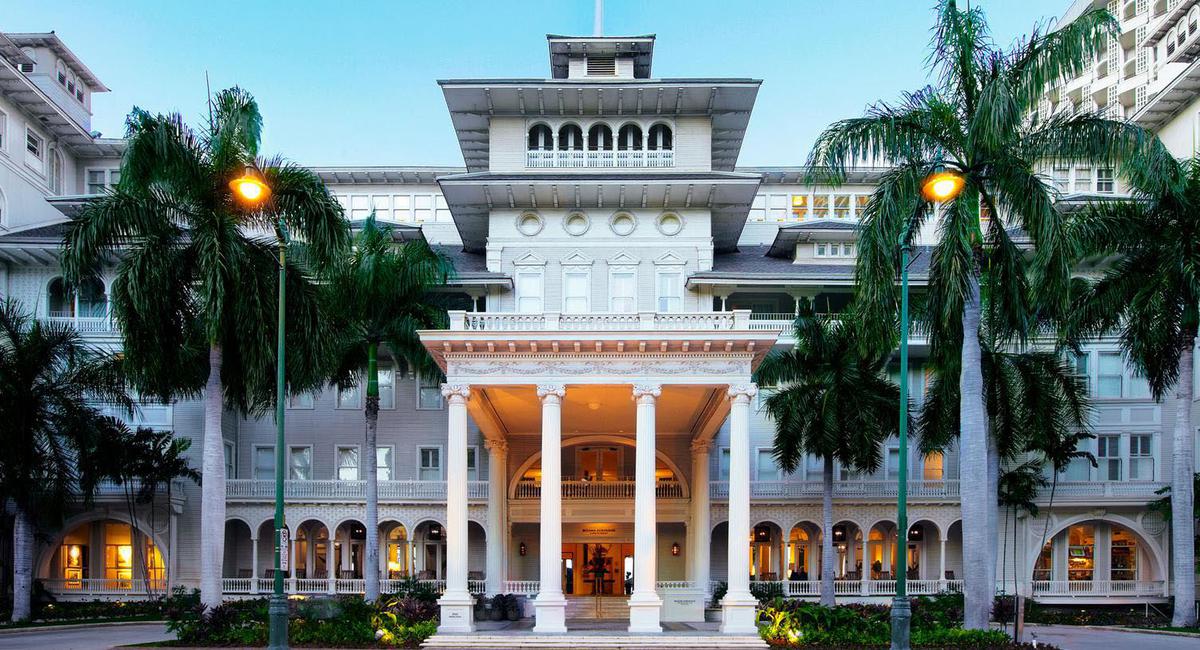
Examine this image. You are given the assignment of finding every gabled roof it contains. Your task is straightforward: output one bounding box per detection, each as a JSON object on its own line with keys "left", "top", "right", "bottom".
{"left": 5, "top": 32, "right": 108, "bottom": 91}
{"left": 768, "top": 220, "right": 860, "bottom": 257}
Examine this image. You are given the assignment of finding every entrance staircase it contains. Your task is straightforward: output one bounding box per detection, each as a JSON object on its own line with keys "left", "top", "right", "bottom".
{"left": 565, "top": 595, "right": 630, "bottom": 619}
{"left": 422, "top": 632, "right": 767, "bottom": 650}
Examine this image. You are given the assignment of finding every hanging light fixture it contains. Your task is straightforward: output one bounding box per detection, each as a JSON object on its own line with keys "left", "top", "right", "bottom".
{"left": 921, "top": 169, "right": 965, "bottom": 203}
{"left": 229, "top": 165, "right": 271, "bottom": 204}
{"left": 671, "top": 542, "right": 681, "bottom": 556}
{"left": 519, "top": 541, "right": 528, "bottom": 556}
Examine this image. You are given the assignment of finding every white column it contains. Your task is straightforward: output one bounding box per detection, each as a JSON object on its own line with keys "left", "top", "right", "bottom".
{"left": 533, "top": 384, "right": 568, "bottom": 633}
{"left": 326, "top": 538, "right": 335, "bottom": 594}
{"left": 721, "top": 383, "right": 758, "bottom": 634}
{"left": 690, "top": 440, "right": 712, "bottom": 596}
{"left": 250, "top": 532, "right": 260, "bottom": 593}
{"left": 485, "top": 438, "right": 508, "bottom": 596}
{"left": 629, "top": 384, "right": 663, "bottom": 632}
{"left": 437, "top": 384, "right": 475, "bottom": 633}
{"left": 938, "top": 536, "right": 947, "bottom": 588}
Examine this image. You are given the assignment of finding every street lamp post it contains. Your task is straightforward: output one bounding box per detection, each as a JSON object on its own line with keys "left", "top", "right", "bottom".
{"left": 891, "top": 169, "right": 965, "bottom": 650}
{"left": 231, "top": 168, "right": 288, "bottom": 649}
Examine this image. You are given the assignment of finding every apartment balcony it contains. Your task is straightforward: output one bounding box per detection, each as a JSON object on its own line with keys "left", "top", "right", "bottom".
{"left": 526, "top": 149, "right": 674, "bottom": 169}
{"left": 225, "top": 479, "right": 488, "bottom": 503}
{"left": 512, "top": 479, "right": 685, "bottom": 500}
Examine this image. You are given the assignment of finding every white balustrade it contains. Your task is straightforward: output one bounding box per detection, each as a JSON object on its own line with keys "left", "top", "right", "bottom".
{"left": 42, "top": 578, "right": 167, "bottom": 597}
{"left": 503, "top": 580, "right": 540, "bottom": 595}
{"left": 709, "top": 480, "right": 961, "bottom": 500}
{"left": 1030, "top": 580, "right": 1165, "bottom": 596}
{"left": 526, "top": 150, "right": 674, "bottom": 169}
{"left": 1045, "top": 482, "right": 1168, "bottom": 499}
{"left": 513, "top": 479, "right": 684, "bottom": 500}
{"left": 44, "top": 311, "right": 115, "bottom": 333}
{"left": 449, "top": 310, "right": 752, "bottom": 332}
{"left": 655, "top": 580, "right": 695, "bottom": 591}
{"left": 226, "top": 479, "right": 487, "bottom": 502}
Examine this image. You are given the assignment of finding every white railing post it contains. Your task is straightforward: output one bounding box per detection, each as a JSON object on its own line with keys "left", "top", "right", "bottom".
{"left": 448, "top": 310, "right": 467, "bottom": 331}
{"left": 732, "top": 309, "right": 751, "bottom": 330}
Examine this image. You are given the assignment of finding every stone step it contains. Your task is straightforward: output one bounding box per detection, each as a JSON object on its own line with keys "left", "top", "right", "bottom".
{"left": 422, "top": 634, "right": 768, "bottom": 650}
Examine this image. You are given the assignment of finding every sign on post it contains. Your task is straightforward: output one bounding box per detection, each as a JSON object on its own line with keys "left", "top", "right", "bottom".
{"left": 279, "top": 527, "right": 290, "bottom": 572}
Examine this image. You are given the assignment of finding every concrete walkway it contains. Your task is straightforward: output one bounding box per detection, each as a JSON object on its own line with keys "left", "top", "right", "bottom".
{"left": 1026, "top": 624, "right": 1199, "bottom": 650}
{"left": 0, "top": 622, "right": 172, "bottom": 649}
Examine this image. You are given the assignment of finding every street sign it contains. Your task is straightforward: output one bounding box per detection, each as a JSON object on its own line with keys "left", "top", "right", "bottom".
{"left": 279, "top": 527, "right": 290, "bottom": 572}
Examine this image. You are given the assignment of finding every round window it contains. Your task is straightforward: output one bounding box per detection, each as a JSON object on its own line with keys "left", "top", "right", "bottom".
{"left": 610, "top": 211, "right": 637, "bottom": 236}
{"left": 516, "top": 212, "right": 543, "bottom": 236}
{"left": 563, "top": 211, "right": 590, "bottom": 236}
{"left": 657, "top": 212, "right": 683, "bottom": 236}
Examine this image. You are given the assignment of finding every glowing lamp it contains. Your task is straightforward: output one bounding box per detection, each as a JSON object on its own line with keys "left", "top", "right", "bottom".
{"left": 519, "top": 541, "right": 528, "bottom": 556}
{"left": 118, "top": 545, "right": 133, "bottom": 566}
{"left": 921, "top": 171, "right": 965, "bottom": 203}
{"left": 229, "top": 166, "right": 271, "bottom": 204}
{"left": 671, "top": 542, "right": 680, "bottom": 556}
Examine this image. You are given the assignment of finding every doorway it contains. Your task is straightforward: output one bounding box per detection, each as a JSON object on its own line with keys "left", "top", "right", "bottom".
{"left": 562, "top": 542, "right": 634, "bottom": 596}
{"left": 576, "top": 446, "right": 621, "bottom": 481}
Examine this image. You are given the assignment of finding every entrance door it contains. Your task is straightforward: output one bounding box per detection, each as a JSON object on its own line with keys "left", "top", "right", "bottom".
{"left": 577, "top": 446, "right": 621, "bottom": 481}
{"left": 566, "top": 542, "right": 634, "bottom": 595}
{"left": 562, "top": 551, "right": 574, "bottom": 595}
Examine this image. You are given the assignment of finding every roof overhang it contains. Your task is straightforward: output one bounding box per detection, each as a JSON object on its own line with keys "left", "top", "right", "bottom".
{"left": 768, "top": 221, "right": 860, "bottom": 257}
{"left": 0, "top": 57, "right": 100, "bottom": 153}
{"left": 5, "top": 32, "right": 108, "bottom": 91}
{"left": 1142, "top": 0, "right": 1200, "bottom": 47}
{"left": 46, "top": 194, "right": 94, "bottom": 218}
{"left": 1132, "top": 57, "right": 1200, "bottom": 129}
{"left": 686, "top": 273, "right": 929, "bottom": 288}
{"left": 313, "top": 166, "right": 466, "bottom": 185}
{"left": 0, "top": 33, "right": 34, "bottom": 68}
{"left": 748, "top": 166, "right": 891, "bottom": 185}
{"left": 547, "top": 35, "right": 655, "bottom": 79}
{"left": 436, "top": 171, "right": 761, "bottom": 254}
{"left": 438, "top": 79, "right": 761, "bottom": 172}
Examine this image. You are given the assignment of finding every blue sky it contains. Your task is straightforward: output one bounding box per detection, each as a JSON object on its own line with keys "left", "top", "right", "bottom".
{"left": 8, "top": 0, "right": 1065, "bottom": 166}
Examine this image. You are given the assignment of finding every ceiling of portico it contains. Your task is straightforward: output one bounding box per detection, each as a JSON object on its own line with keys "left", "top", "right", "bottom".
{"left": 476, "top": 384, "right": 721, "bottom": 435}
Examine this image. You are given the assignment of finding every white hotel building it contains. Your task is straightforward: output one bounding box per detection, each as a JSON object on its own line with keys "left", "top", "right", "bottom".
{"left": 0, "top": 0, "right": 1197, "bottom": 633}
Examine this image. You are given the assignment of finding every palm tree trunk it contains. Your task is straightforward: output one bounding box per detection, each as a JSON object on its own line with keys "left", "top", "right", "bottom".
{"left": 820, "top": 456, "right": 835, "bottom": 607}
{"left": 364, "top": 343, "right": 380, "bottom": 602}
{"left": 10, "top": 507, "right": 32, "bottom": 622}
{"left": 1170, "top": 338, "right": 1196, "bottom": 627}
{"left": 986, "top": 434, "right": 1000, "bottom": 609}
{"left": 959, "top": 275, "right": 991, "bottom": 629}
{"left": 199, "top": 344, "right": 226, "bottom": 609}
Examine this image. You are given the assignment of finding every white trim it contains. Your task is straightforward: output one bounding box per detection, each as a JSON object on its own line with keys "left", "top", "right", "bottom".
{"left": 656, "top": 211, "right": 684, "bottom": 236}
{"left": 223, "top": 440, "right": 236, "bottom": 479}
{"left": 561, "top": 263, "right": 592, "bottom": 313}
{"left": 609, "top": 210, "right": 638, "bottom": 236}
{"left": 377, "top": 366, "right": 396, "bottom": 410}
{"left": 514, "top": 266, "right": 545, "bottom": 314}
{"left": 335, "top": 444, "right": 361, "bottom": 481}
{"left": 84, "top": 166, "right": 120, "bottom": 195}
{"left": 754, "top": 447, "right": 782, "bottom": 481}
{"left": 516, "top": 211, "right": 544, "bottom": 236}
{"left": 562, "top": 210, "right": 591, "bottom": 236}
{"left": 335, "top": 380, "right": 362, "bottom": 409}
{"left": 607, "top": 263, "right": 638, "bottom": 312}
{"left": 466, "top": 445, "right": 479, "bottom": 481}
{"left": 418, "top": 445, "right": 445, "bottom": 481}
{"left": 287, "top": 391, "right": 316, "bottom": 410}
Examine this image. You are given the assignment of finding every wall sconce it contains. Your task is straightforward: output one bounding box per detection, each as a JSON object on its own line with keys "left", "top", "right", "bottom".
{"left": 519, "top": 542, "right": 527, "bottom": 556}
{"left": 671, "top": 542, "right": 680, "bottom": 556}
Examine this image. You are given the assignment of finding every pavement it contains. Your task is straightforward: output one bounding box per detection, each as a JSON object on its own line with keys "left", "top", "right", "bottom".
{"left": 1025, "top": 624, "right": 1200, "bottom": 649}
{"left": 0, "top": 622, "right": 172, "bottom": 649}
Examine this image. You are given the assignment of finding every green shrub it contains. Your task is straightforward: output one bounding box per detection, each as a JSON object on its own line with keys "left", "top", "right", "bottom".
{"left": 910, "top": 628, "right": 1012, "bottom": 647}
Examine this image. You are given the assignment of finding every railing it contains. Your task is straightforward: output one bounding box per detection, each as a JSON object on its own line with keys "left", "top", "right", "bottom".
{"left": 42, "top": 578, "right": 168, "bottom": 596}
{"left": 747, "top": 313, "right": 932, "bottom": 341}
{"left": 1042, "top": 481, "right": 1168, "bottom": 499}
{"left": 226, "top": 479, "right": 488, "bottom": 502}
{"left": 503, "top": 580, "right": 540, "bottom": 595}
{"left": 222, "top": 577, "right": 487, "bottom": 596}
{"left": 526, "top": 149, "right": 674, "bottom": 169}
{"left": 44, "top": 311, "right": 114, "bottom": 333}
{"left": 513, "top": 480, "right": 685, "bottom": 500}
{"left": 1030, "top": 580, "right": 1165, "bottom": 596}
{"left": 450, "top": 310, "right": 753, "bottom": 332}
{"left": 710, "top": 480, "right": 960, "bottom": 501}
{"left": 655, "top": 580, "right": 696, "bottom": 591}
{"left": 758, "top": 580, "right": 963, "bottom": 597}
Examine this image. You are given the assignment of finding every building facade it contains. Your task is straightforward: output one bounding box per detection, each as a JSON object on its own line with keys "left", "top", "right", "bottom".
{"left": 0, "top": 5, "right": 1195, "bottom": 635}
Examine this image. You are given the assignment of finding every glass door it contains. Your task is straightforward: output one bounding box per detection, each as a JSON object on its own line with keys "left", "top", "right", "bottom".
{"left": 577, "top": 446, "right": 621, "bottom": 481}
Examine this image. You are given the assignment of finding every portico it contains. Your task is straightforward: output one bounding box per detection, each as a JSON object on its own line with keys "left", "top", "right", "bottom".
{"left": 419, "top": 310, "right": 777, "bottom": 634}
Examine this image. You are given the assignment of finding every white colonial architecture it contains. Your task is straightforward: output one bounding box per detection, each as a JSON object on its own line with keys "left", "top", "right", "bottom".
{"left": 0, "top": 1, "right": 1196, "bottom": 639}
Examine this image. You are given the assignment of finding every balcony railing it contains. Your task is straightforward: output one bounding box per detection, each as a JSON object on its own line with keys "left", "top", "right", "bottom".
{"left": 747, "top": 313, "right": 933, "bottom": 341}
{"left": 526, "top": 149, "right": 674, "bottom": 169}
{"left": 226, "top": 479, "right": 488, "bottom": 502}
{"left": 221, "top": 577, "right": 487, "bottom": 596}
{"left": 1030, "top": 580, "right": 1166, "bottom": 597}
{"left": 44, "top": 310, "right": 114, "bottom": 333}
{"left": 710, "top": 480, "right": 960, "bottom": 501}
{"left": 42, "top": 578, "right": 168, "bottom": 598}
{"left": 1039, "top": 481, "right": 1167, "bottom": 500}
{"left": 513, "top": 479, "right": 685, "bottom": 500}
{"left": 449, "top": 310, "right": 753, "bottom": 332}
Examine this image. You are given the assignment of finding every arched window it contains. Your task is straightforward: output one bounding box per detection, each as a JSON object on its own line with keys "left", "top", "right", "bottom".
{"left": 528, "top": 124, "right": 553, "bottom": 151}
{"left": 78, "top": 278, "right": 108, "bottom": 317}
{"left": 49, "top": 149, "right": 64, "bottom": 194}
{"left": 48, "top": 278, "right": 75, "bottom": 317}
{"left": 648, "top": 124, "right": 673, "bottom": 151}
{"left": 1190, "top": 5, "right": 1199, "bottom": 33}
{"left": 587, "top": 124, "right": 613, "bottom": 151}
{"left": 0, "top": 188, "right": 6, "bottom": 228}
{"left": 47, "top": 277, "right": 107, "bottom": 318}
{"left": 618, "top": 124, "right": 643, "bottom": 151}
{"left": 557, "top": 124, "right": 583, "bottom": 151}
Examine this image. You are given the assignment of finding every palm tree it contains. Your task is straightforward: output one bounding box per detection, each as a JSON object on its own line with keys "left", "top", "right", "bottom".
{"left": 62, "top": 88, "right": 349, "bottom": 608}
{"left": 0, "top": 298, "right": 132, "bottom": 621}
{"left": 806, "top": 1, "right": 1167, "bottom": 627}
{"left": 755, "top": 312, "right": 901, "bottom": 607}
{"left": 322, "top": 215, "right": 452, "bottom": 601}
{"left": 1067, "top": 157, "right": 1200, "bottom": 626}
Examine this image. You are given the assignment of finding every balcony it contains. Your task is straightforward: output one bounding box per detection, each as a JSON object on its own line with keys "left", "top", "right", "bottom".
{"left": 1039, "top": 480, "right": 1167, "bottom": 501}
{"left": 42, "top": 310, "right": 115, "bottom": 333}
{"left": 526, "top": 149, "right": 674, "bottom": 169}
{"left": 512, "top": 479, "right": 685, "bottom": 500}
{"left": 710, "top": 480, "right": 960, "bottom": 502}
{"left": 1030, "top": 580, "right": 1166, "bottom": 598}
{"left": 226, "top": 479, "right": 488, "bottom": 503}
{"left": 449, "top": 310, "right": 755, "bottom": 332}
{"left": 41, "top": 578, "right": 167, "bottom": 600}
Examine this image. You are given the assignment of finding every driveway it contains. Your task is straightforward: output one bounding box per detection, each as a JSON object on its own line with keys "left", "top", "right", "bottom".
{"left": 0, "top": 622, "right": 172, "bottom": 649}
{"left": 1026, "top": 624, "right": 1198, "bottom": 650}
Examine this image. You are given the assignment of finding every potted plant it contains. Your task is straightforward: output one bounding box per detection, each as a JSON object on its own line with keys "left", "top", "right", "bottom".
{"left": 503, "top": 594, "right": 521, "bottom": 621}
{"left": 473, "top": 595, "right": 489, "bottom": 620}
{"left": 490, "top": 594, "right": 508, "bottom": 621}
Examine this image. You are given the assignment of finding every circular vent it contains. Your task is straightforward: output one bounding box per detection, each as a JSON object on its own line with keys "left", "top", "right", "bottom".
{"left": 610, "top": 211, "right": 637, "bottom": 236}
{"left": 516, "top": 212, "right": 543, "bottom": 236}
{"left": 657, "top": 212, "right": 683, "bottom": 236}
{"left": 563, "top": 211, "right": 590, "bottom": 236}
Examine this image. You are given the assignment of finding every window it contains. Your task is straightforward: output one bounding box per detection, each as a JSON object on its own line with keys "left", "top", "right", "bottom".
{"left": 656, "top": 212, "right": 683, "bottom": 236}
{"left": 1098, "top": 435, "right": 1121, "bottom": 480}
{"left": 86, "top": 168, "right": 120, "bottom": 194}
{"left": 414, "top": 194, "right": 433, "bottom": 222}
{"left": 814, "top": 242, "right": 855, "bottom": 258}
{"left": 1129, "top": 434, "right": 1154, "bottom": 479}
{"left": 749, "top": 195, "right": 766, "bottom": 222}
{"left": 767, "top": 194, "right": 788, "bottom": 222}
{"left": 253, "top": 446, "right": 274, "bottom": 481}
{"left": 528, "top": 124, "right": 553, "bottom": 150}
{"left": 610, "top": 211, "right": 636, "bottom": 236}
{"left": 417, "top": 374, "right": 443, "bottom": 410}
{"left": 224, "top": 441, "right": 235, "bottom": 479}
{"left": 1071, "top": 352, "right": 1091, "bottom": 393}
{"left": 49, "top": 150, "right": 64, "bottom": 194}
{"left": 1128, "top": 368, "right": 1151, "bottom": 398}
{"left": 1073, "top": 166, "right": 1093, "bottom": 192}
{"left": 887, "top": 447, "right": 901, "bottom": 479}
{"left": 1110, "top": 526, "right": 1138, "bottom": 581}
{"left": 790, "top": 194, "right": 809, "bottom": 220}
{"left": 718, "top": 447, "right": 731, "bottom": 480}
{"left": 617, "top": 124, "right": 643, "bottom": 150}
{"left": 609, "top": 267, "right": 637, "bottom": 311}
{"left": 377, "top": 446, "right": 394, "bottom": 481}
{"left": 854, "top": 194, "right": 869, "bottom": 218}
{"left": 923, "top": 452, "right": 944, "bottom": 480}
{"left": 833, "top": 195, "right": 851, "bottom": 219}
{"left": 563, "top": 211, "right": 589, "bottom": 235}
{"left": 418, "top": 447, "right": 442, "bottom": 480}
{"left": 1098, "top": 352, "right": 1123, "bottom": 397}
{"left": 287, "top": 392, "right": 315, "bottom": 409}
{"left": 467, "top": 447, "right": 479, "bottom": 481}
{"left": 587, "top": 124, "right": 613, "bottom": 151}
{"left": 558, "top": 124, "right": 584, "bottom": 150}
{"left": 336, "top": 382, "right": 361, "bottom": 409}
{"left": 656, "top": 269, "right": 683, "bottom": 312}
{"left": 563, "top": 268, "right": 590, "bottom": 313}
{"left": 1052, "top": 166, "right": 1070, "bottom": 192}
{"left": 647, "top": 124, "right": 672, "bottom": 150}
{"left": 756, "top": 449, "right": 782, "bottom": 481}
{"left": 1097, "top": 168, "right": 1115, "bottom": 193}
{"left": 517, "top": 212, "right": 543, "bottom": 236}
{"left": 26, "top": 129, "right": 43, "bottom": 159}
{"left": 289, "top": 446, "right": 312, "bottom": 480}
{"left": 336, "top": 446, "right": 360, "bottom": 480}
{"left": 812, "top": 195, "right": 829, "bottom": 219}
{"left": 516, "top": 269, "right": 544, "bottom": 313}
{"left": 370, "top": 367, "right": 393, "bottom": 409}
{"left": 1066, "top": 525, "right": 1095, "bottom": 581}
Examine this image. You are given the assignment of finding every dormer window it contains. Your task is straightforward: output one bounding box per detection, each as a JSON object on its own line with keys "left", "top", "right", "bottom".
{"left": 586, "top": 55, "right": 616, "bottom": 77}
{"left": 814, "top": 242, "right": 855, "bottom": 259}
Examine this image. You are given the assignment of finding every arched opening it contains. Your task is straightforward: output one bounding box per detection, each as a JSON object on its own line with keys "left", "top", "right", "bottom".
{"left": 557, "top": 124, "right": 583, "bottom": 151}
{"left": 865, "top": 521, "right": 899, "bottom": 580}
{"left": 528, "top": 124, "right": 553, "bottom": 151}
{"left": 48, "top": 277, "right": 75, "bottom": 318}
{"left": 467, "top": 521, "right": 487, "bottom": 583}
{"left": 905, "top": 520, "right": 940, "bottom": 580}
{"left": 333, "top": 519, "right": 368, "bottom": 579}
{"left": 617, "top": 124, "right": 643, "bottom": 151}
{"left": 833, "top": 520, "right": 864, "bottom": 579}
{"left": 509, "top": 435, "right": 688, "bottom": 499}
{"left": 647, "top": 124, "right": 673, "bottom": 151}
{"left": 413, "top": 520, "right": 446, "bottom": 580}
{"left": 1029, "top": 519, "right": 1163, "bottom": 594}
{"left": 294, "top": 519, "right": 331, "bottom": 580}
{"left": 587, "top": 124, "right": 613, "bottom": 151}
{"left": 750, "top": 521, "right": 784, "bottom": 581}
{"left": 47, "top": 277, "right": 107, "bottom": 319}
{"left": 49, "top": 149, "right": 64, "bottom": 195}
{"left": 382, "top": 521, "right": 411, "bottom": 579}
{"left": 44, "top": 519, "right": 165, "bottom": 596}
{"left": 786, "top": 522, "right": 820, "bottom": 581}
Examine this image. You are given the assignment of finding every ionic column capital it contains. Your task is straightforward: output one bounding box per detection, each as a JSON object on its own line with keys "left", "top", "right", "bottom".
{"left": 727, "top": 383, "right": 758, "bottom": 404}
{"left": 441, "top": 383, "right": 471, "bottom": 402}
{"left": 484, "top": 438, "right": 509, "bottom": 454}
{"left": 631, "top": 384, "right": 662, "bottom": 404}
{"left": 689, "top": 439, "right": 713, "bottom": 455}
{"left": 536, "top": 384, "right": 566, "bottom": 404}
